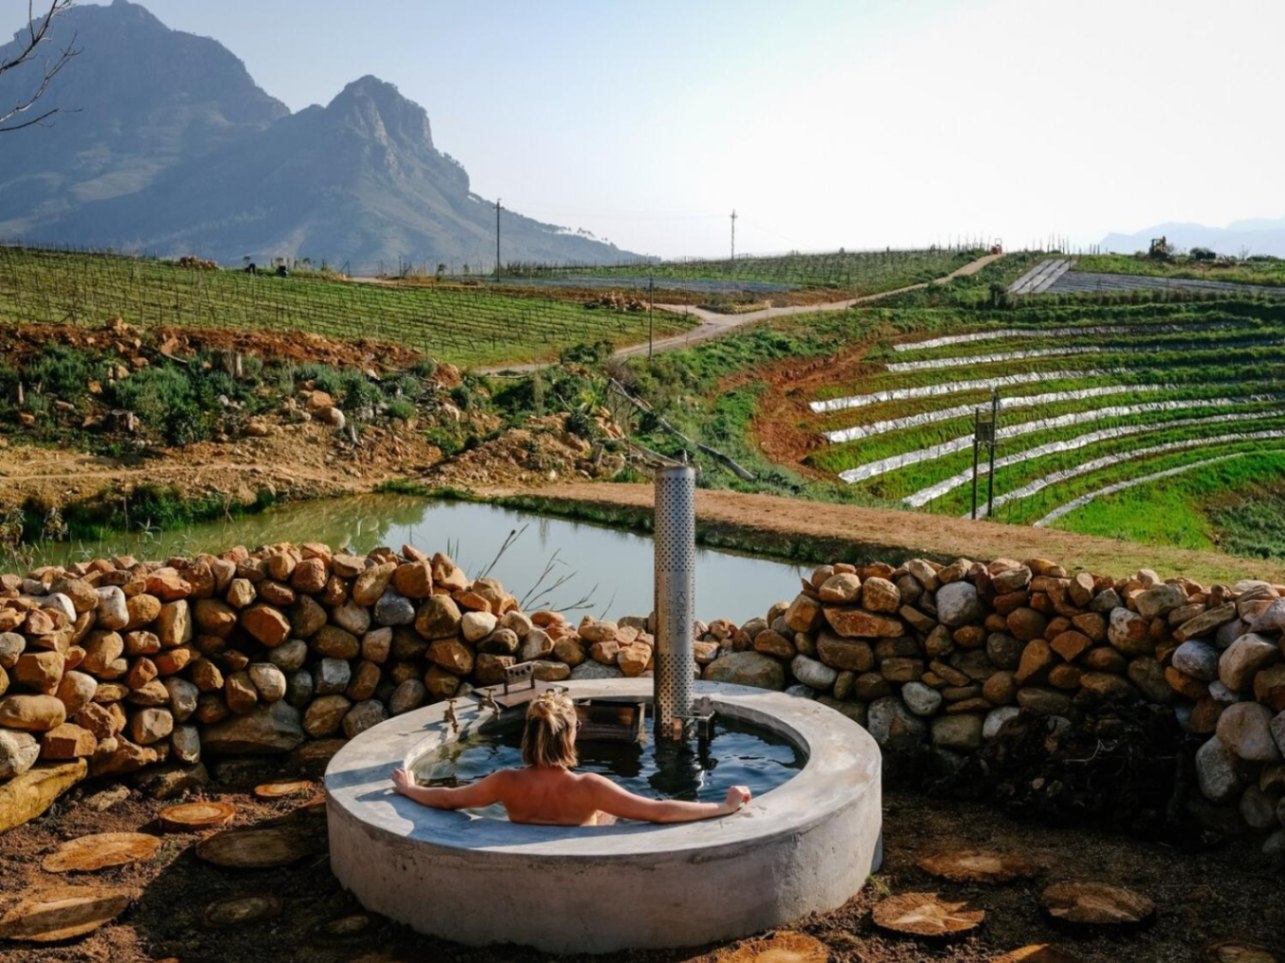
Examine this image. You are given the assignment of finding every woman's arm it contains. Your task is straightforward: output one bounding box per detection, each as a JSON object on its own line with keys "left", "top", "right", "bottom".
{"left": 391, "top": 766, "right": 506, "bottom": 810}
{"left": 586, "top": 775, "right": 751, "bottom": 824}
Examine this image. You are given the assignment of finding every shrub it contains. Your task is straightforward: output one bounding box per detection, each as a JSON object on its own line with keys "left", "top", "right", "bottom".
{"left": 27, "top": 344, "right": 96, "bottom": 399}
{"left": 339, "top": 371, "right": 383, "bottom": 413}
{"left": 295, "top": 363, "right": 345, "bottom": 397}
{"left": 386, "top": 398, "right": 416, "bottom": 421}
{"left": 410, "top": 358, "right": 438, "bottom": 379}
{"left": 107, "top": 365, "right": 209, "bottom": 444}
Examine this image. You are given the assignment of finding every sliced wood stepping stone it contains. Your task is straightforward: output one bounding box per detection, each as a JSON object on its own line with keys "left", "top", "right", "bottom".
{"left": 1040, "top": 881, "right": 1155, "bottom": 931}
{"left": 713, "top": 930, "right": 830, "bottom": 963}
{"left": 992, "top": 945, "right": 1084, "bottom": 963}
{"left": 872, "top": 892, "right": 986, "bottom": 939}
{"left": 195, "top": 826, "right": 321, "bottom": 869}
{"left": 0, "top": 887, "right": 133, "bottom": 942}
{"left": 42, "top": 832, "right": 161, "bottom": 873}
{"left": 1202, "top": 940, "right": 1280, "bottom": 963}
{"left": 319, "top": 914, "right": 372, "bottom": 938}
{"left": 201, "top": 895, "right": 283, "bottom": 928}
{"left": 158, "top": 800, "right": 236, "bottom": 833}
{"left": 253, "top": 780, "right": 316, "bottom": 800}
{"left": 918, "top": 849, "right": 1038, "bottom": 884}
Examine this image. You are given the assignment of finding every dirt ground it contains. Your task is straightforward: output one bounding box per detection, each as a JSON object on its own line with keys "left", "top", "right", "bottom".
{"left": 0, "top": 771, "right": 1280, "bottom": 963}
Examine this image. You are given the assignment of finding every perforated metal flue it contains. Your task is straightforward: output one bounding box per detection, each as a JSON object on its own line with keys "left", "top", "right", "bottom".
{"left": 654, "top": 465, "right": 696, "bottom": 740}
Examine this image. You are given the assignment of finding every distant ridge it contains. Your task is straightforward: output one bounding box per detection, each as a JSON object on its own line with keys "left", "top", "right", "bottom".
{"left": 1101, "top": 217, "right": 1285, "bottom": 258}
{"left": 0, "top": 0, "right": 640, "bottom": 271}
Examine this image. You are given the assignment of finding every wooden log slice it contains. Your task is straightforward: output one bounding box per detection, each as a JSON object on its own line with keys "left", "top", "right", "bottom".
{"left": 0, "top": 888, "right": 133, "bottom": 942}
{"left": 872, "top": 892, "right": 986, "bottom": 939}
{"left": 253, "top": 780, "right": 316, "bottom": 800}
{"left": 42, "top": 832, "right": 161, "bottom": 873}
{"left": 318, "top": 914, "right": 372, "bottom": 938}
{"left": 1201, "top": 940, "right": 1280, "bottom": 963}
{"left": 714, "top": 930, "right": 830, "bottom": 963}
{"left": 991, "top": 945, "right": 1084, "bottom": 963}
{"left": 1040, "top": 881, "right": 1155, "bottom": 930}
{"left": 201, "top": 896, "right": 283, "bottom": 928}
{"left": 158, "top": 800, "right": 236, "bottom": 833}
{"left": 195, "top": 826, "right": 319, "bottom": 869}
{"left": 919, "top": 849, "right": 1038, "bottom": 884}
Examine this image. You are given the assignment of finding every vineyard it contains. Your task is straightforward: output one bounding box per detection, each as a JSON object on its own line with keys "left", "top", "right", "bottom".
{"left": 508, "top": 246, "right": 983, "bottom": 293}
{"left": 804, "top": 299, "right": 1285, "bottom": 550}
{"left": 0, "top": 247, "right": 694, "bottom": 368}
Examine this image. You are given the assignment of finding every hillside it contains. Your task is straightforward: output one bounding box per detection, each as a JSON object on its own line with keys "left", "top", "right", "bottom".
{"left": 0, "top": 1, "right": 638, "bottom": 271}
{"left": 1102, "top": 216, "right": 1285, "bottom": 257}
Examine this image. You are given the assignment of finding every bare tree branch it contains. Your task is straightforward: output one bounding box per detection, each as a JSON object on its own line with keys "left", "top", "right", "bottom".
{"left": 0, "top": 0, "right": 79, "bottom": 133}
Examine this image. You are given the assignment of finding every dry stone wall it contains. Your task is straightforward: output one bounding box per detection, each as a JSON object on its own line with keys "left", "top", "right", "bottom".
{"left": 0, "top": 544, "right": 1282, "bottom": 850}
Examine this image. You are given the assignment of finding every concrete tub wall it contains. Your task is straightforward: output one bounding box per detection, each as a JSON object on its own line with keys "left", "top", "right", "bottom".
{"left": 325, "top": 679, "right": 882, "bottom": 953}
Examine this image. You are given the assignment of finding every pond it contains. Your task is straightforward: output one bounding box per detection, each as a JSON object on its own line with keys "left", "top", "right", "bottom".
{"left": 31, "top": 495, "right": 806, "bottom": 624}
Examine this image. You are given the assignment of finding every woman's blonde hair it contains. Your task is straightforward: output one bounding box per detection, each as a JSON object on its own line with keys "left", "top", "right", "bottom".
{"left": 522, "top": 690, "right": 578, "bottom": 768}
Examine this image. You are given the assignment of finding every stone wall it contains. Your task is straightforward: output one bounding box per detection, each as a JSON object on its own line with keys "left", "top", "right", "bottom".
{"left": 0, "top": 545, "right": 1282, "bottom": 849}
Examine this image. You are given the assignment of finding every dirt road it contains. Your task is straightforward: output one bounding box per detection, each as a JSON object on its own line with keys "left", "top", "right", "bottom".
{"left": 613, "top": 252, "right": 1004, "bottom": 359}
{"left": 482, "top": 481, "right": 1285, "bottom": 584}
{"left": 483, "top": 253, "right": 1004, "bottom": 373}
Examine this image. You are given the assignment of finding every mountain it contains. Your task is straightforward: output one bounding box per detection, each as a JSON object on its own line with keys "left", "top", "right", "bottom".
{"left": 1100, "top": 218, "right": 1285, "bottom": 258}
{"left": 0, "top": 1, "right": 638, "bottom": 271}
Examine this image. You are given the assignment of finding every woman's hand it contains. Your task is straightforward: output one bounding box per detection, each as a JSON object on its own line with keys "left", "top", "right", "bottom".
{"left": 391, "top": 767, "right": 415, "bottom": 796}
{"left": 724, "top": 785, "right": 751, "bottom": 813}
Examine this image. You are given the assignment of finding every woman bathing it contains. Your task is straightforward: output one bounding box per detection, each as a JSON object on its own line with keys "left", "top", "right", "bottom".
{"left": 391, "top": 689, "right": 751, "bottom": 825}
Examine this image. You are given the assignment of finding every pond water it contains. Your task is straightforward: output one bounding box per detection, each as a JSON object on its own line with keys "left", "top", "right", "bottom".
{"left": 413, "top": 710, "right": 804, "bottom": 819}
{"left": 35, "top": 495, "right": 806, "bottom": 624}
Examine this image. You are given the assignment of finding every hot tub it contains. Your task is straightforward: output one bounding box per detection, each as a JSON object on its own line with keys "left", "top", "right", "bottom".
{"left": 325, "top": 679, "right": 882, "bottom": 953}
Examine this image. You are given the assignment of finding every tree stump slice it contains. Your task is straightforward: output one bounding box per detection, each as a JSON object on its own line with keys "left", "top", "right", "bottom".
{"left": 991, "top": 945, "right": 1084, "bottom": 963}
{"left": 714, "top": 930, "right": 830, "bottom": 963}
{"left": 0, "top": 888, "right": 133, "bottom": 942}
{"left": 195, "top": 826, "right": 318, "bottom": 869}
{"left": 872, "top": 892, "right": 986, "bottom": 939}
{"left": 42, "top": 832, "right": 161, "bottom": 873}
{"left": 202, "top": 895, "right": 283, "bottom": 928}
{"left": 158, "top": 800, "right": 236, "bottom": 833}
{"left": 253, "top": 780, "right": 316, "bottom": 800}
{"left": 319, "top": 914, "right": 372, "bottom": 938}
{"left": 1040, "top": 881, "right": 1155, "bottom": 930}
{"left": 1202, "top": 940, "right": 1280, "bottom": 963}
{"left": 918, "top": 849, "right": 1039, "bottom": 884}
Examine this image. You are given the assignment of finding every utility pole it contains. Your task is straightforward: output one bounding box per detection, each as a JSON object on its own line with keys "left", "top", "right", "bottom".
{"left": 648, "top": 277, "right": 655, "bottom": 360}
{"left": 495, "top": 198, "right": 501, "bottom": 278}
{"left": 730, "top": 209, "right": 737, "bottom": 263}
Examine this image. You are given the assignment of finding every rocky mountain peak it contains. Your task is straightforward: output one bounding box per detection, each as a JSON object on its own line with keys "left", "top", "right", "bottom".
{"left": 327, "top": 75, "right": 434, "bottom": 152}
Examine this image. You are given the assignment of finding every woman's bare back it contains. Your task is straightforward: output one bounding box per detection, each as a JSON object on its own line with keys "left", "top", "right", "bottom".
{"left": 496, "top": 767, "right": 609, "bottom": 825}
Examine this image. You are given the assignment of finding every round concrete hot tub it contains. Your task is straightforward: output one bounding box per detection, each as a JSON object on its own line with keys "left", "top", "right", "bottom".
{"left": 325, "top": 679, "right": 881, "bottom": 954}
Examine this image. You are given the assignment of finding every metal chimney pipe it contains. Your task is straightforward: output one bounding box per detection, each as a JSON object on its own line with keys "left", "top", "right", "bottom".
{"left": 653, "top": 463, "right": 696, "bottom": 741}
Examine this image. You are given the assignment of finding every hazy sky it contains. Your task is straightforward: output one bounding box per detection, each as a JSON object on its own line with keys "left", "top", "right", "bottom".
{"left": 62, "top": 1, "right": 1285, "bottom": 258}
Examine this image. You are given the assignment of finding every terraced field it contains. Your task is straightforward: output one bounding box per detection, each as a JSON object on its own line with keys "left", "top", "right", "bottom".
{"left": 805, "top": 301, "right": 1285, "bottom": 539}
